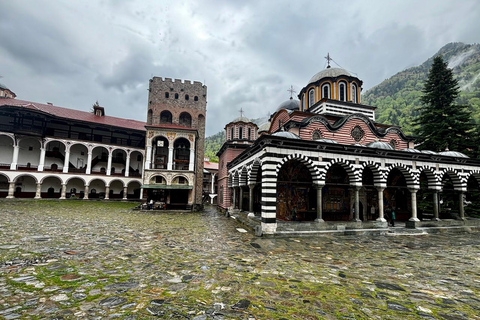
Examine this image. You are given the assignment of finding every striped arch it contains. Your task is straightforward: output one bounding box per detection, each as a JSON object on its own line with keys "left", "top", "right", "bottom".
{"left": 438, "top": 169, "right": 466, "bottom": 191}
{"left": 239, "top": 166, "right": 248, "bottom": 186}
{"left": 466, "top": 169, "right": 480, "bottom": 186}
{"left": 359, "top": 161, "right": 385, "bottom": 186}
{"left": 385, "top": 163, "right": 418, "bottom": 188}
{"left": 247, "top": 158, "right": 262, "bottom": 185}
{"left": 320, "top": 158, "right": 359, "bottom": 185}
{"left": 275, "top": 153, "right": 321, "bottom": 183}
{"left": 418, "top": 166, "right": 441, "bottom": 191}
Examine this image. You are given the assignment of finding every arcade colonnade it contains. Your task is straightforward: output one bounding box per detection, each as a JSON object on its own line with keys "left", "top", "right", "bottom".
{"left": 228, "top": 148, "right": 479, "bottom": 234}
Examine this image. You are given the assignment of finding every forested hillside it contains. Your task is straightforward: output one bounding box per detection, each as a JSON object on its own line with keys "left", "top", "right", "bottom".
{"left": 363, "top": 42, "right": 480, "bottom": 135}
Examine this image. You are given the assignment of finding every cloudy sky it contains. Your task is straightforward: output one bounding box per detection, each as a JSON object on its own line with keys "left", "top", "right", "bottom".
{"left": 1, "top": 0, "right": 480, "bottom": 136}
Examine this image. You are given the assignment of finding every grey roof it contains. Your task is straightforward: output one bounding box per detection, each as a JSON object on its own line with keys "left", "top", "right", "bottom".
{"left": 366, "top": 141, "right": 394, "bottom": 150}
{"left": 258, "top": 122, "right": 270, "bottom": 133}
{"left": 315, "top": 138, "right": 338, "bottom": 144}
{"left": 439, "top": 150, "right": 469, "bottom": 158}
{"left": 421, "top": 150, "right": 438, "bottom": 155}
{"left": 276, "top": 97, "right": 300, "bottom": 112}
{"left": 0, "top": 83, "right": 10, "bottom": 90}
{"left": 232, "top": 115, "right": 251, "bottom": 123}
{"left": 402, "top": 148, "right": 422, "bottom": 153}
{"left": 272, "top": 131, "right": 300, "bottom": 139}
{"left": 309, "top": 67, "right": 351, "bottom": 84}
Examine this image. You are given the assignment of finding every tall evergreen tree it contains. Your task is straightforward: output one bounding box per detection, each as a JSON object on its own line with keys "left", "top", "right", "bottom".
{"left": 414, "top": 55, "right": 474, "bottom": 153}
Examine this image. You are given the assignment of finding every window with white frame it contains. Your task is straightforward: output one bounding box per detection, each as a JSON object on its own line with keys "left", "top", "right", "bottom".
{"left": 322, "top": 84, "right": 330, "bottom": 99}
{"left": 339, "top": 82, "right": 346, "bottom": 101}
{"left": 308, "top": 89, "right": 315, "bottom": 108}
{"left": 351, "top": 84, "right": 357, "bottom": 103}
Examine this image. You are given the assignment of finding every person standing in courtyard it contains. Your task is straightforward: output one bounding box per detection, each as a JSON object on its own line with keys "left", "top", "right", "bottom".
{"left": 391, "top": 209, "right": 396, "bottom": 227}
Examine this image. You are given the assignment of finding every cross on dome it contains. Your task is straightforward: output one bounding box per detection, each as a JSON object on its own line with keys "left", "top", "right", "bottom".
{"left": 325, "top": 53, "right": 332, "bottom": 68}
{"left": 287, "top": 85, "right": 296, "bottom": 99}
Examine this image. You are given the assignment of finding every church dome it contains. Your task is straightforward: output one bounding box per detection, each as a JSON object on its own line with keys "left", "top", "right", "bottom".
{"left": 439, "top": 150, "right": 469, "bottom": 158}
{"left": 276, "top": 97, "right": 300, "bottom": 111}
{"left": 402, "top": 148, "right": 422, "bottom": 153}
{"left": 272, "top": 131, "right": 300, "bottom": 139}
{"left": 366, "top": 141, "right": 394, "bottom": 150}
{"left": 308, "top": 67, "right": 351, "bottom": 84}
{"left": 232, "top": 115, "right": 250, "bottom": 123}
{"left": 315, "top": 138, "right": 338, "bottom": 144}
{"left": 258, "top": 122, "right": 270, "bottom": 133}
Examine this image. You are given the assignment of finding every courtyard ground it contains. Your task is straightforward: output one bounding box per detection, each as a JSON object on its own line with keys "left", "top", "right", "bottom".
{"left": 0, "top": 200, "right": 479, "bottom": 320}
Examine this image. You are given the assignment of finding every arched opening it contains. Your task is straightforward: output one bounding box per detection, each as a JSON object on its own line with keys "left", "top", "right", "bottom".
{"left": 323, "top": 164, "right": 351, "bottom": 221}
{"left": 321, "top": 84, "right": 330, "bottom": 99}
{"left": 238, "top": 127, "right": 243, "bottom": 140}
{"left": 276, "top": 160, "right": 316, "bottom": 221}
{"left": 308, "top": 89, "right": 315, "bottom": 108}
{"left": 18, "top": 138, "right": 41, "bottom": 170}
{"left": 385, "top": 168, "right": 410, "bottom": 221}
{"left": 14, "top": 175, "right": 37, "bottom": 198}
{"left": 0, "top": 135, "right": 14, "bottom": 169}
{"left": 351, "top": 84, "right": 357, "bottom": 103}
{"left": 69, "top": 144, "right": 88, "bottom": 173}
{"left": 160, "top": 111, "right": 172, "bottom": 124}
{"left": 173, "top": 138, "right": 190, "bottom": 170}
{"left": 89, "top": 179, "right": 106, "bottom": 199}
{"left": 152, "top": 136, "right": 169, "bottom": 169}
{"left": 127, "top": 181, "right": 142, "bottom": 199}
{"left": 440, "top": 173, "right": 458, "bottom": 219}
{"left": 111, "top": 149, "right": 126, "bottom": 175}
{"left": 179, "top": 112, "right": 192, "bottom": 127}
{"left": 339, "top": 82, "right": 347, "bottom": 101}
{"left": 109, "top": 180, "right": 124, "bottom": 199}
{"left": 417, "top": 171, "right": 435, "bottom": 220}
{"left": 0, "top": 174, "right": 9, "bottom": 198}
{"left": 91, "top": 146, "right": 109, "bottom": 175}
{"left": 45, "top": 140, "right": 66, "bottom": 172}
{"left": 129, "top": 151, "right": 143, "bottom": 177}
{"left": 466, "top": 175, "right": 480, "bottom": 218}
{"left": 253, "top": 167, "right": 263, "bottom": 214}
{"left": 362, "top": 166, "right": 377, "bottom": 221}
{"left": 66, "top": 178, "right": 85, "bottom": 199}
{"left": 42, "top": 176, "right": 62, "bottom": 198}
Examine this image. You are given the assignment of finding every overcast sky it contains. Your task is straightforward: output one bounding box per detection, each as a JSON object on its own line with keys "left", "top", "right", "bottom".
{"left": 1, "top": 0, "right": 480, "bottom": 136}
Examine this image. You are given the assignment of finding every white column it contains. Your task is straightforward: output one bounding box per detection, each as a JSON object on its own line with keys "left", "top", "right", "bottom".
{"left": 249, "top": 184, "right": 254, "bottom": 213}
{"left": 433, "top": 191, "right": 440, "bottom": 220}
{"left": 354, "top": 187, "right": 360, "bottom": 222}
{"left": 10, "top": 145, "right": 19, "bottom": 170}
{"left": 188, "top": 148, "right": 195, "bottom": 171}
{"left": 7, "top": 182, "right": 15, "bottom": 198}
{"left": 62, "top": 149, "right": 70, "bottom": 173}
{"left": 86, "top": 151, "right": 92, "bottom": 174}
{"left": 239, "top": 187, "right": 243, "bottom": 210}
{"left": 315, "top": 184, "right": 324, "bottom": 222}
{"left": 409, "top": 188, "right": 419, "bottom": 221}
{"left": 376, "top": 187, "right": 386, "bottom": 222}
{"left": 35, "top": 183, "right": 42, "bottom": 199}
{"left": 211, "top": 173, "right": 216, "bottom": 193}
{"left": 167, "top": 147, "right": 173, "bottom": 170}
{"left": 38, "top": 147, "right": 46, "bottom": 171}
{"left": 232, "top": 188, "right": 237, "bottom": 209}
{"left": 145, "top": 146, "right": 152, "bottom": 170}
{"left": 125, "top": 152, "right": 131, "bottom": 177}
{"left": 459, "top": 192, "right": 465, "bottom": 220}
{"left": 60, "top": 184, "right": 66, "bottom": 200}
{"left": 84, "top": 186, "right": 89, "bottom": 200}
{"left": 123, "top": 187, "right": 128, "bottom": 200}
{"left": 105, "top": 186, "right": 110, "bottom": 200}
{"left": 106, "top": 151, "right": 112, "bottom": 175}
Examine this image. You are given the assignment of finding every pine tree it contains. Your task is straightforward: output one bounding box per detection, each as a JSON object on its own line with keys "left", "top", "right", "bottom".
{"left": 414, "top": 55, "right": 474, "bottom": 153}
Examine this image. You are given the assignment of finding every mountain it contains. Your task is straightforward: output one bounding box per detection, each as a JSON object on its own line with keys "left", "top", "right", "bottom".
{"left": 204, "top": 117, "right": 268, "bottom": 162}
{"left": 362, "top": 42, "right": 480, "bottom": 135}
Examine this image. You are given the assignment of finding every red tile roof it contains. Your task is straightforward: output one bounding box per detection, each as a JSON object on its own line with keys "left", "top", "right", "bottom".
{"left": 0, "top": 98, "right": 146, "bottom": 131}
{"left": 204, "top": 161, "right": 219, "bottom": 170}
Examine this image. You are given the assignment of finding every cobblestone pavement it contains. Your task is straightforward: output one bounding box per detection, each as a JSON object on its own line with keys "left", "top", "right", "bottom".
{"left": 0, "top": 200, "right": 479, "bottom": 320}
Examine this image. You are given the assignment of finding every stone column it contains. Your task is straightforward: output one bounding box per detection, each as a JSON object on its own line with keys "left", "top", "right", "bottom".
{"left": 232, "top": 187, "right": 237, "bottom": 209}
{"left": 459, "top": 192, "right": 465, "bottom": 220}
{"left": 249, "top": 184, "right": 254, "bottom": 213}
{"left": 188, "top": 148, "right": 195, "bottom": 171}
{"left": 125, "top": 152, "right": 131, "bottom": 177}
{"left": 60, "top": 184, "right": 66, "bottom": 200}
{"left": 34, "top": 183, "right": 42, "bottom": 199}
{"left": 38, "top": 147, "right": 46, "bottom": 171}
{"left": 86, "top": 151, "right": 92, "bottom": 174}
{"left": 145, "top": 145, "right": 152, "bottom": 170}
{"left": 105, "top": 186, "right": 110, "bottom": 200}
{"left": 433, "top": 191, "right": 440, "bottom": 220}
{"left": 211, "top": 173, "right": 216, "bottom": 194}
{"left": 167, "top": 147, "right": 173, "bottom": 170}
{"left": 315, "top": 184, "right": 324, "bottom": 222}
{"left": 84, "top": 186, "right": 89, "bottom": 200}
{"left": 63, "top": 149, "right": 70, "bottom": 173}
{"left": 123, "top": 187, "right": 128, "bottom": 200}
{"left": 376, "top": 187, "right": 386, "bottom": 222}
{"left": 354, "top": 187, "right": 361, "bottom": 222}
{"left": 409, "top": 188, "right": 419, "bottom": 221}
{"left": 106, "top": 151, "right": 112, "bottom": 175}
{"left": 10, "top": 145, "right": 19, "bottom": 170}
{"left": 239, "top": 187, "right": 243, "bottom": 210}
{"left": 7, "top": 182, "right": 15, "bottom": 198}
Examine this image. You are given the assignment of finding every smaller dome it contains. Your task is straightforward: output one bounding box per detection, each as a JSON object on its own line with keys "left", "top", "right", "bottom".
{"left": 439, "top": 151, "right": 469, "bottom": 158}
{"left": 277, "top": 97, "right": 300, "bottom": 111}
{"left": 258, "top": 122, "right": 270, "bottom": 133}
{"left": 309, "top": 67, "right": 351, "bottom": 84}
{"left": 272, "top": 131, "right": 300, "bottom": 139}
{"left": 232, "top": 115, "right": 250, "bottom": 123}
{"left": 421, "top": 150, "right": 437, "bottom": 154}
{"left": 315, "top": 138, "right": 338, "bottom": 144}
{"left": 402, "top": 148, "right": 422, "bottom": 153}
{"left": 0, "top": 83, "right": 10, "bottom": 90}
{"left": 366, "top": 141, "right": 394, "bottom": 150}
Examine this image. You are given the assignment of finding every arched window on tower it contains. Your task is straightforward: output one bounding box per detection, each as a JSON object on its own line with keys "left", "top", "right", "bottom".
{"left": 351, "top": 84, "right": 357, "bottom": 103}
{"left": 308, "top": 89, "right": 315, "bottom": 108}
{"left": 230, "top": 127, "right": 234, "bottom": 140}
{"left": 322, "top": 84, "right": 331, "bottom": 99}
{"left": 179, "top": 112, "right": 192, "bottom": 127}
{"left": 339, "top": 82, "right": 346, "bottom": 101}
{"left": 160, "top": 111, "right": 172, "bottom": 124}
{"left": 239, "top": 127, "right": 243, "bottom": 140}
{"left": 248, "top": 127, "right": 251, "bottom": 140}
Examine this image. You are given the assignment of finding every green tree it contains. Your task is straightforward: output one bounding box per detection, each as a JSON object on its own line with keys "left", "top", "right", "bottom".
{"left": 414, "top": 55, "right": 474, "bottom": 153}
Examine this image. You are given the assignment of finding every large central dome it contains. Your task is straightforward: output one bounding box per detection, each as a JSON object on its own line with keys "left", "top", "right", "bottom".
{"left": 308, "top": 67, "right": 351, "bottom": 84}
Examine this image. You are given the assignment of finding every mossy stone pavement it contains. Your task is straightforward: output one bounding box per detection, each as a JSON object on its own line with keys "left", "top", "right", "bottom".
{"left": 0, "top": 200, "right": 479, "bottom": 319}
